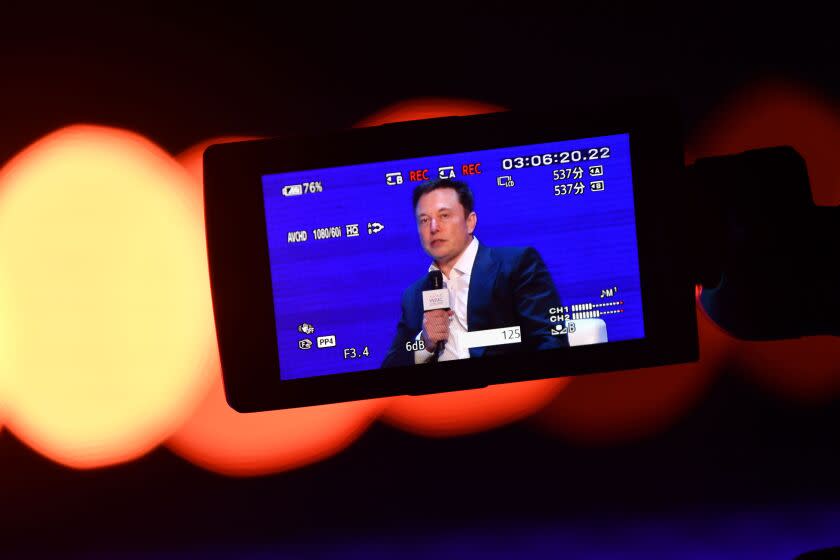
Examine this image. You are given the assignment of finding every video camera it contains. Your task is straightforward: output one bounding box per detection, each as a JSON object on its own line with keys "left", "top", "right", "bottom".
{"left": 203, "top": 99, "right": 837, "bottom": 412}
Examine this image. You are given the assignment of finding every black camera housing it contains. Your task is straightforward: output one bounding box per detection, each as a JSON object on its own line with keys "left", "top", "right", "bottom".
{"left": 204, "top": 100, "right": 698, "bottom": 412}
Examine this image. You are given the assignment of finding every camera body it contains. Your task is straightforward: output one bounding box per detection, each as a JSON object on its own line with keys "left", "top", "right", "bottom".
{"left": 204, "top": 100, "right": 698, "bottom": 412}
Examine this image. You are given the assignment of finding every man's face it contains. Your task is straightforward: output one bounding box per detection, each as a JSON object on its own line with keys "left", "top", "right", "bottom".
{"left": 415, "top": 188, "right": 477, "bottom": 265}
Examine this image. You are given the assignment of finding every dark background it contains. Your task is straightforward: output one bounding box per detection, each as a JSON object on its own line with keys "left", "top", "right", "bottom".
{"left": 3, "top": 3, "right": 838, "bottom": 160}
{"left": 1, "top": 3, "right": 838, "bottom": 558}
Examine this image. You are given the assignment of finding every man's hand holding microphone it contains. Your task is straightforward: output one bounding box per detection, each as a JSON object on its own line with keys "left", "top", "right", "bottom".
{"left": 422, "top": 308, "right": 454, "bottom": 354}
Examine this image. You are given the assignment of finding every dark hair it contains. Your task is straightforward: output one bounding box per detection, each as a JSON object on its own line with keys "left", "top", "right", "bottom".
{"left": 412, "top": 178, "right": 475, "bottom": 216}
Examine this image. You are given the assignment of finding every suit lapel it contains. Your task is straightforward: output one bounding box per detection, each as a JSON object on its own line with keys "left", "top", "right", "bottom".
{"left": 467, "top": 243, "right": 499, "bottom": 358}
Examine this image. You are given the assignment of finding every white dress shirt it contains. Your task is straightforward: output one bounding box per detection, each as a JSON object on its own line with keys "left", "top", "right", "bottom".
{"left": 415, "top": 236, "right": 480, "bottom": 363}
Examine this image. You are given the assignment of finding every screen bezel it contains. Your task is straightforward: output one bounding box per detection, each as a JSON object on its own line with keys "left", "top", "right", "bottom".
{"left": 204, "top": 102, "right": 698, "bottom": 412}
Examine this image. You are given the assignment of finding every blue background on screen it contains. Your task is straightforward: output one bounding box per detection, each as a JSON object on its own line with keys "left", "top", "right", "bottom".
{"left": 263, "top": 133, "right": 643, "bottom": 380}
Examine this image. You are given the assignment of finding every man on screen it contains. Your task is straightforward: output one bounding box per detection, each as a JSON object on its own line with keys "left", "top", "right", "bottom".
{"left": 381, "top": 178, "right": 568, "bottom": 368}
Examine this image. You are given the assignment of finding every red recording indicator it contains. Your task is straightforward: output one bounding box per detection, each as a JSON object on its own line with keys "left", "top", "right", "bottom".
{"left": 409, "top": 169, "right": 430, "bottom": 181}
{"left": 462, "top": 163, "right": 482, "bottom": 175}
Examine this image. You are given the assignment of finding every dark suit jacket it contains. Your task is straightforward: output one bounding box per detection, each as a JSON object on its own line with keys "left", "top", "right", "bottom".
{"left": 381, "top": 244, "right": 568, "bottom": 368}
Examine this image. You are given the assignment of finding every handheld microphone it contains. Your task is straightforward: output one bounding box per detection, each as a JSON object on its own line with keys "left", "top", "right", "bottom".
{"left": 421, "top": 270, "right": 450, "bottom": 361}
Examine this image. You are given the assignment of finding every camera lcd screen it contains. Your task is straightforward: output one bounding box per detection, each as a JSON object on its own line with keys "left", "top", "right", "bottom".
{"left": 261, "top": 133, "right": 643, "bottom": 381}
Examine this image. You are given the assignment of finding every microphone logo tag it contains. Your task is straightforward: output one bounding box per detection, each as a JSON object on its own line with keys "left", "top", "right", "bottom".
{"left": 422, "top": 288, "right": 450, "bottom": 311}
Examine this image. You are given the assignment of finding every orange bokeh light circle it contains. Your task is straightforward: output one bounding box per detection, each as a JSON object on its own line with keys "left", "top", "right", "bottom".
{"left": 0, "top": 257, "right": 11, "bottom": 432}
{"left": 165, "top": 138, "right": 389, "bottom": 476}
{"left": 0, "top": 125, "right": 217, "bottom": 468}
{"left": 535, "top": 294, "right": 734, "bottom": 444}
{"left": 385, "top": 379, "right": 570, "bottom": 438}
{"left": 167, "top": 376, "right": 386, "bottom": 477}
{"left": 355, "top": 97, "right": 505, "bottom": 127}
{"left": 687, "top": 79, "right": 840, "bottom": 402}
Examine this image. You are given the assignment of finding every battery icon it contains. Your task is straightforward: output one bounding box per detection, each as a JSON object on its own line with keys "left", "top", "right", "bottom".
{"left": 282, "top": 184, "right": 303, "bottom": 197}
